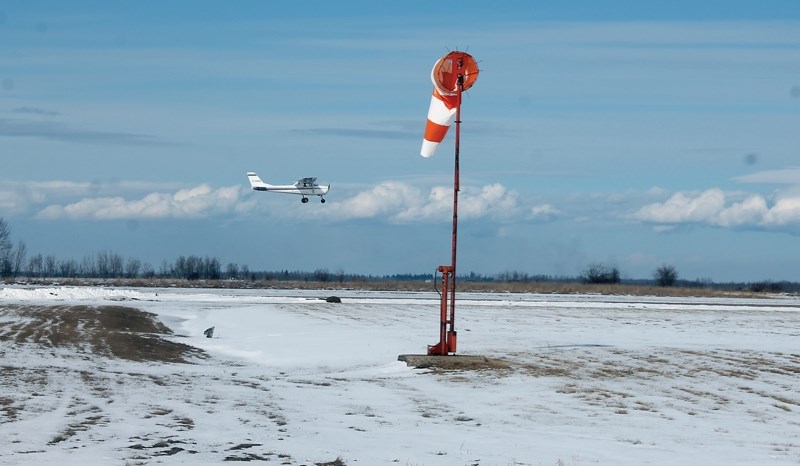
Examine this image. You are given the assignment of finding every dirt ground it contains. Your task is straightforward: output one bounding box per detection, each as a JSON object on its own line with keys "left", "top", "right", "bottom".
{"left": 0, "top": 304, "right": 509, "bottom": 372}
{"left": 0, "top": 304, "right": 353, "bottom": 465}
{"left": 0, "top": 304, "right": 204, "bottom": 363}
{"left": 5, "top": 302, "right": 797, "bottom": 465}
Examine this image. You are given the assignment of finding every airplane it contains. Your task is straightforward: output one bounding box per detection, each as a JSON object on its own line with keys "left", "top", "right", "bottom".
{"left": 246, "top": 171, "right": 330, "bottom": 203}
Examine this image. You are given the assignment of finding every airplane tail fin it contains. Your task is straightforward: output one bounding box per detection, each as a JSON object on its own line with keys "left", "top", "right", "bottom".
{"left": 246, "top": 172, "right": 268, "bottom": 191}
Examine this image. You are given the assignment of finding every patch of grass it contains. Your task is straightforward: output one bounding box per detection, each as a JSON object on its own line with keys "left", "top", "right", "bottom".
{"left": 316, "top": 458, "right": 346, "bottom": 466}
{"left": 521, "top": 363, "right": 572, "bottom": 378}
{"left": 398, "top": 354, "right": 512, "bottom": 373}
{"left": 146, "top": 407, "right": 173, "bottom": 418}
{"left": 227, "top": 443, "right": 263, "bottom": 451}
{"left": 0, "top": 396, "right": 19, "bottom": 420}
{"left": 8, "top": 276, "right": 774, "bottom": 298}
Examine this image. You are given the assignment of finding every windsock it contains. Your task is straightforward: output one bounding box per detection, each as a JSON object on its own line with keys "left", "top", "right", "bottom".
{"left": 420, "top": 51, "right": 479, "bottom": 157}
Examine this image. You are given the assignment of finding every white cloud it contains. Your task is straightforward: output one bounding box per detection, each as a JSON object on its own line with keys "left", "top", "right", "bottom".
{"left": 0, "top": 190, "right": 30, "bottom": 214}
{"left": 9, "top": 178, "right": 524, "bottom": 224}
{"left": 0, "top": 179, "right": 198, "bottom": 215}
{"left": 762, "top": 194, "right": 800, "bottom": 226}
{"left": 321, "top": 181, "right": 522, "bottom": 223}
{"left": 715, "top": 195, "right": 768, "bottom": 227}
{"left": 36, "top": 184, "right": 241, "bottom": 220}
{"left": 633, "top": 188, "right": 800, "bottom": 229}
{"left": 460, "top": 184, "right": 519, "bottom": 220}
{"left": 0, "top": 181, "right": 51, "bottom": 213}
{"left": 392, "top": 185, "right": 450, "bottom": 222}
{"left": 634, "top": 189, "right": 726, "bottom": 224}
{"left": 529, "top": 204, "right": 559, "bottom": 221}
{"left": 325, "top": 181, "right": 424, "bottom": 220}
{"left": 394, "top": 183, "right": 521, "bottom": 223}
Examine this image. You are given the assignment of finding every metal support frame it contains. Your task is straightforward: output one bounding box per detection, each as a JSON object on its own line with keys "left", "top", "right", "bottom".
{"left": 428, "top": 265, "right": 456, "bottom": 355}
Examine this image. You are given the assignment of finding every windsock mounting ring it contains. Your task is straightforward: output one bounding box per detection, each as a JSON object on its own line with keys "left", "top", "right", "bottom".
{"left": 420, "top": 51, "right": 479, "bottom": 158}
{"left": 432, "top": 51, "right": 479, "bottom": 95}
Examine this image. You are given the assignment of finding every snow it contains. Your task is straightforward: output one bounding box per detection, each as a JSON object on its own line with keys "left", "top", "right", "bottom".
{"left": 1, "top": 285, "right": 799, "bottom": 465}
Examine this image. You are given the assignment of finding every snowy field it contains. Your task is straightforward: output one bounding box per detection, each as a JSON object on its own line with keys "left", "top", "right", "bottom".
{"left": 1, "top": 285, "right": 799, "bottom": 465}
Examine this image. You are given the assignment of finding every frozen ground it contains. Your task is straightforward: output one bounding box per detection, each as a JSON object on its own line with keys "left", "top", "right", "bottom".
{"left": 1, "top": 285, "right": 799, "bottom": 465}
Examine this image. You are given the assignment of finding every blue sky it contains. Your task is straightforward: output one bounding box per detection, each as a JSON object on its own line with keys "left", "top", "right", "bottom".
{"left": 1, "top": 1, "right": 799, "bottom": 282}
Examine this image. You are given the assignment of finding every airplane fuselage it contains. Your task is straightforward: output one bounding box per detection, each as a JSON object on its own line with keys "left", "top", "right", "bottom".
{"left": 247, "top": 172, "right": 330, "bottom": 203}
{"left": 252, "top": 184, "right": 328, "bottom": 195}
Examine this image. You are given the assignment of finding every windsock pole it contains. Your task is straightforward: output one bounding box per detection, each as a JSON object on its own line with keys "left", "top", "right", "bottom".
{"left": 428, "top": 63, "right": 466, "bottom": 356}
{"left": 448, "top": 72, "right": 463, "bottom": 350}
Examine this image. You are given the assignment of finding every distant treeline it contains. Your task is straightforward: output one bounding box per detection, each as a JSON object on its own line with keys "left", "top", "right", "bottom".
{"left": 3, "top": 250, "right": 798, "bottom": 293}
{"left": 0, "top": 217, "right": 797, "bottom": 293}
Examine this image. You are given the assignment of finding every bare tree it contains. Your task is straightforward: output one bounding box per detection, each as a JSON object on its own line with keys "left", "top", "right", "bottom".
{"left": 314, "top": 268, "right": 330, "bottom": 282}
{"left": 125, "top": 258, "right": 141, "bottom": 278}
{"left": 96, "top": 251, "right": 111, "bottom": 278}
{"left": 581, "top": 263, "right": 620, "bottom": 284}
{"left": 59, "top": 258, "right": 78, "bottom": 278}
{"left": 226, "top": 262, "right": 239, "bottom": 279}
{"left": 110, "top": 253, "right": 124, "bottom": 278}
{"left": 80, "top": 254, "right": 97, "bottom": 277}
{"left": 44, "top": 255, "right": 57, "bottom": 278}
{"left": 184, "top": 256, "right": 201, "bottom": 280}
{"left": 206, "top": 256, "right": 221, "bottom": 280}
{"left": 12, "top": 240, "right": 26, "bottom": 278}
{"left": 0, "top": 218, "right": 10, "bottom": 250}
{"left": 0, "top": 218, "right": 12, "bottom": 277}
{"left": 141, "top": 262, "right": 155, "bottom": 278}
{"left": 158, "top": 260, "right": 172, "bottom": 278}
{"left": 653, "top": 265, "right": 678, "bottom": 287}
{"left": 28, "top": 254, "right": 43, "bottom": 278}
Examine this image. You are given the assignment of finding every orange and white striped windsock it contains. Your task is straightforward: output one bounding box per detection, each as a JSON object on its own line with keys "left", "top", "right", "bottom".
{"left": 420, "top": 51, "right": 479, "bottom": 157}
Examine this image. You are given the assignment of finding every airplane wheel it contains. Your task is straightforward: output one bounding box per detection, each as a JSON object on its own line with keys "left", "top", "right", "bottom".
{"left": 301, "top": 197, "right": 309, "bottom": 203}
{"left": 321, "top": 198, "right": 326, "bottom": 203}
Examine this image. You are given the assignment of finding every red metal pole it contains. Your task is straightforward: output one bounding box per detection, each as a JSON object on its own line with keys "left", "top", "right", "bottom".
{"left": 447, "top": 69, "right": 464, "bottom": 354}
{"left": 429, "top": 264, "right": 452, "bottom": 356}
{"left": 428, "top": 54, "right": 470, "bottom": 356}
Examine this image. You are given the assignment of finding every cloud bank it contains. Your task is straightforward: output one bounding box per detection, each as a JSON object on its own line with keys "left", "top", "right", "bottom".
{"left": 8, "top": 175, "right": 800, "bottom": 234}
{"left": 634, "top": 188, "right": 800, "bottom": 229}
{"left": 13, "top": 179, "right": 534, "bottom": 225}
{"left": 319, "top": 182, "right": 525, "bottom": 223}
{"left": 37, "top": 185, "right": 241, "bottom": 220}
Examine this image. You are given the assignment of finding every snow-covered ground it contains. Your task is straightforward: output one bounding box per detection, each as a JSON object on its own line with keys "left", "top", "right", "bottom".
{"left": 1, "top": 285, "right": 799, "bottom": 465}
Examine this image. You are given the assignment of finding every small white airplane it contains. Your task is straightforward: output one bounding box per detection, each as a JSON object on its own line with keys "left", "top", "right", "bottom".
{"left": 246, "top": 171, "right": 331, "bottom": 203}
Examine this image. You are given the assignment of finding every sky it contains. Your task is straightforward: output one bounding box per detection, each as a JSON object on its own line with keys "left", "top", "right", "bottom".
{"left": 1, "top": 0, "right": 799, "bottom": 282}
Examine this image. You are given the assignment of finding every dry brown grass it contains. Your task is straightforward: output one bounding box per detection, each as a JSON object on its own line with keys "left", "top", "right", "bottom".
{"left": 7, "top": 277, "right": 773, "bottom": 298}
{"left": 398, "top": 354, "right": 513, "bottom": 373}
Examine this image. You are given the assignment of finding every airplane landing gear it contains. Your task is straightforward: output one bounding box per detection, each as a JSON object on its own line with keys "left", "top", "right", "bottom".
{"left": 320, "top": 198, "right": 326, "bottom": 203}
{"left": 301, "top": 197, "right": 309, "bottom": 203}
